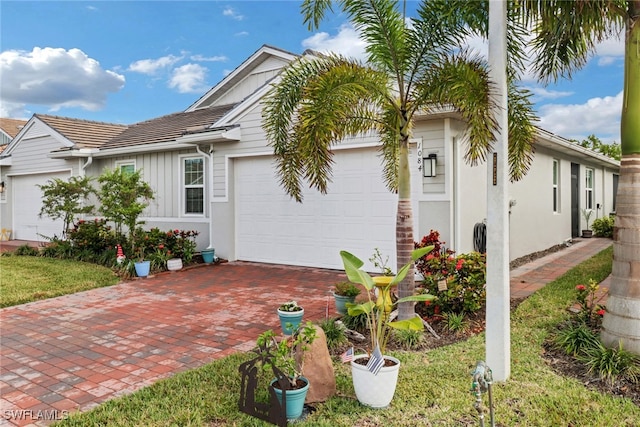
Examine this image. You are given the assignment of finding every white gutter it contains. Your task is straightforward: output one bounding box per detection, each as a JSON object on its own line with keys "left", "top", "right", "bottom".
{"left": 176, "top": 126, "right": 241, "bottom": 145}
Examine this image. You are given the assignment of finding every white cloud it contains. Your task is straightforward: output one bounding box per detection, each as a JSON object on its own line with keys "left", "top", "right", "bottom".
{"left": 128, "top": 55, "right": 182, "bottom": 74}
{"left": 168, "top": 63, "right": 208, "bottom": 93}
{"left": 223, "top": 6, "right": 244, "bottom": 21}
{"left": 191, "top": 54, "right": 228, "bottom": 62}
{"left": 537, "top": 91, "right": 622, "bottom": 143}
{"left": 302, "top": 24, "right": 367, "bottom": 61}
{"left": 526, "top": 86, "right": 574, "bottom": 101}
{"left": 235, "top": 31, "right": 249, "bottom": 37}
{"left": 0, "top": 47, "right": 124, "bottom": 116}
{"left": 595, "top": 33, "right": 624, "bottom": 57}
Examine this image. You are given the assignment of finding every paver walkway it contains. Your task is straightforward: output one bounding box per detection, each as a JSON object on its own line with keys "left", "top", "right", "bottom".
{"left": 0, "top": 238, "right": 613, "bottom": 426}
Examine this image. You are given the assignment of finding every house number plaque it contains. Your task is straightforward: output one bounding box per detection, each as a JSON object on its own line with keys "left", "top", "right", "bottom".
{"left": 492, "top": 152, "right": 497, "bottom": 186}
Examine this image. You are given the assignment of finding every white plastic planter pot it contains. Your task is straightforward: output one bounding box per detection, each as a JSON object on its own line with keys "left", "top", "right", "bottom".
{"left": 350, "top": 354, "right": 400, "bottom": 408}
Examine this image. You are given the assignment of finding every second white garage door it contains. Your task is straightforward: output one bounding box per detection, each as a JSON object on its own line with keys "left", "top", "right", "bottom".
{"left": 13, "top": 171, "right": 69, "bottom": 241}
{"left": 235, "top": 147, "right": 402, "bottom": 271}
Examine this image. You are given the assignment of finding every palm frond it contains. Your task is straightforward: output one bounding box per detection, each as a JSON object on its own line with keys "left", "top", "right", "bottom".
{"left": 517, "top": 0, "right": 626, "bottom": 83}
{"left": 301, "top": 0, "right": 334, "bottom": 31}
{"left": 414, "top": 51, "right": 498, "bottom": 166}
{"left": 507, "top": 82, "right": 537, "bottom": 182}
{"left": 263, "top": 54, "right": 389, "bottom": 202}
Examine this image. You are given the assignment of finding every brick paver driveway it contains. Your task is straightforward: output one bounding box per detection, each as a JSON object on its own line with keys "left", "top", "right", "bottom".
{"left": 0, "top": 262, "right": 346, "bottom": 426}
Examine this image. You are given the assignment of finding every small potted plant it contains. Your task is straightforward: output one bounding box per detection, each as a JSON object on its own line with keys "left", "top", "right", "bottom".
{"left": 277, "top": 301, "right": 304, "bottom": 335}
{"left": 256, "top": 322, "right": 317, "bottom": 420}
{"left": 581, "top": 208, "right": 594, "bottom": 238}
{"left": 332, "top": 281, "right": 361, "bottom": 315}
{"left": 133, "top": 245, "right": 151, "bottom": 278}
{"left": 340, "top": 246, "right": 435, "bottom": 408}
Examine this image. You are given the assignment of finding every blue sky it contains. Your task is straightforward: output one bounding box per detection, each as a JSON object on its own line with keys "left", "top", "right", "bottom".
{"left": 0, "top": 1, "right": 625, "bottom": 143}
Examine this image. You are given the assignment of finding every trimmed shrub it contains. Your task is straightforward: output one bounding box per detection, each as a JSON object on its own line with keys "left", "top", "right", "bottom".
{"left": 592, "top": 216, "right": 614, "bottom": 238}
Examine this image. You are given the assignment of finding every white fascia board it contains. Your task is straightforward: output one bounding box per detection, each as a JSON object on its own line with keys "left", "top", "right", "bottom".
{"left": 0, "top": 156, "right": 12, "bottom": 166}
{"left": 1, "top": 120, "right": 36, "bottom": 156}
{"left": 215, "top": 86, "right": 273, "bottom": 128}
{"left": 186, "top": 45, "right": 298, "bottom": 112}
{"left": 92, "top": 141, "right": 196, "bottom": 158}
{"left": 536, "top": 128, "right": 619, "bottom": 168}
{"left": 177, "top": 126, "right": 242, "bottom": 145}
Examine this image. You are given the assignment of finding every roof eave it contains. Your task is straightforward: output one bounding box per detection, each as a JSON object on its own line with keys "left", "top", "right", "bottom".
{"left": 177, "top": 126, "right": 242, "bottom": 145}
{"left": 536, "top": 128, "right": 620, "bottom": 169}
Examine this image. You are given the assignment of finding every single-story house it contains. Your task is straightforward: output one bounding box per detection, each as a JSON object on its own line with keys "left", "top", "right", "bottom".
{"left": 0, "top": 45, "right": 619, "bottom": 271}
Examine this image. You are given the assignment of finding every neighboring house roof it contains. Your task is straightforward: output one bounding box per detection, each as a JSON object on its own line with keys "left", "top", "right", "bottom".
{"left": 36, "top": 114, "right": 128, "bottom": 149}
{"left": 100, "top": 104, "right": 236, "bottom": 151}
{"left": 0, "top": 118, "right": 27, "bottom": 138}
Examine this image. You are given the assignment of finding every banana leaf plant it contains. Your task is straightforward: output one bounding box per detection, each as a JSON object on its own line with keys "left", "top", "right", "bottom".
{"left": 340, "top": 246, "right": 436, "bottom": 355}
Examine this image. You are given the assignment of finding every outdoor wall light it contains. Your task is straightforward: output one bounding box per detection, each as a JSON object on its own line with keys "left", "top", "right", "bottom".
{"left": 423, "top": 153, "right": 437, "bottom": 178}
{"left": 0, "top": 181, "right": 5, "bottom": 193}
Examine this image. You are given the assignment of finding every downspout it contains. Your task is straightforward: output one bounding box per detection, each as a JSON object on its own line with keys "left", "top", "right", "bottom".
{"left": 79, "top": 156, "right": 93, "bottom": 221}
{"left": 80, "top": 156, "right": 93, "bottom": 177}
{"left": 195, "top": 144, "right": 215, "bottom": 249}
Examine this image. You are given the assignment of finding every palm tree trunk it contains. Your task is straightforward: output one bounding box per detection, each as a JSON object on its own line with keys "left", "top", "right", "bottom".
{"left": 600, "top": 8, "right": 640, "bottom": 354}
{"left": 600, "top": 154, "right": 640, "bottom": 354}
{"left": 396, "top": 136, "right": 414, "bottom": 321}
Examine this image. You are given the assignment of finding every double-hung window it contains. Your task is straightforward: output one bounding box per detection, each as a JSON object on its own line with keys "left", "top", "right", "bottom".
{"left": 585, "top": 168, "right": 594, "bottom": 210}
{"left": 183, "top": 157, "right": 204, "bottom": 215}
{"left": 552, "top": 159, "right": 559, "bottom": 213}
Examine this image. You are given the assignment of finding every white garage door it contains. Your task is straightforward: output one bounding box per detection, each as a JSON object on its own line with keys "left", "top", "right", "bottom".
{"left": 235, "top": 148, "right": 401, "bottom": 270}
{"left": 13, "top": 172, "right": 69, "bottom": 241}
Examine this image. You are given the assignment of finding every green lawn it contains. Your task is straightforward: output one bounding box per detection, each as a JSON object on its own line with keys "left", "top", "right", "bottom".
{"left": 53, "top": 246, "right": 639, "bottom": 426}
{"left": 0, "top": 255, "right": 119, "bottom": 307}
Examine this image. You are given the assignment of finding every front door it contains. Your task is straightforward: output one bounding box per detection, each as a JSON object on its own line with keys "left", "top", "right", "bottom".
{"left": 571, "top": 163, "right": 580, "bottom": 238}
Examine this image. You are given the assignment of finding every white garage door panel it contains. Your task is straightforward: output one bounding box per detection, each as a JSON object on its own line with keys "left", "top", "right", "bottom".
{"left": 235, "top": 149, "right": 398, "bottom": 270}
{"left": 13, "top": 172, "right": 69, "bottom": 241}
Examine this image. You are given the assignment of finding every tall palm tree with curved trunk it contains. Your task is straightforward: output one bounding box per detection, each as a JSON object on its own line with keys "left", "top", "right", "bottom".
{"left": 262, "top": 0, "right": 536, "bottom": 320}
{"left": 427, "top": 0, "right": 639, "bottom": 353}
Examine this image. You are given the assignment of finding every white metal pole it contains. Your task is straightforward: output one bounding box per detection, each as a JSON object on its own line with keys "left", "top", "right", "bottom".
{"left": 486, "top": 0, "right": 511, "bottom": 382}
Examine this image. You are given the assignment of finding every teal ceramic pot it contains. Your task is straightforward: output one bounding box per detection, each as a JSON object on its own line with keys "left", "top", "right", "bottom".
{"left": 270, "top": 377, "right": 309, "bottom": 420}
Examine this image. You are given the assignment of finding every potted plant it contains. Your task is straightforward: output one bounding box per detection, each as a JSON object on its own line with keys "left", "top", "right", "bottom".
{"left": 277, "top": 301, "right": 304, "bottom": 335}
{"left": 340, "top": 246, "right": 435, "bottom": 408}
{"left": 133, "top": 245, "right": 151, "bottom": 278}
{"left": 581, "top": 208, "right": 594, "bottom": 238}
{"left": 256, "top": 322, "right": 317, "bottom": 420}
{"left": 201, "top": 247, "right": 215, "bottom": 264}
{"left": 332, "top": 281, "right": 361, "bottom": 315}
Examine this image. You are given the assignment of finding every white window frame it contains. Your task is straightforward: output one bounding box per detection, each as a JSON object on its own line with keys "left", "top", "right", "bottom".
{"left": 585, "top": 168, "right": 594, "bottom": 210}
{"left": 552, "top": 159, "right": 559, "bottom": 213}
{"left": 181, "top": 156, "right": 205, "bottom": 216}
{"left": 115, "top": 160, "right": 136, "bottom": 174}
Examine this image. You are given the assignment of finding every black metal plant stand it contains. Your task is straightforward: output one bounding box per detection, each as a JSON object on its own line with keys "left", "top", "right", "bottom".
{"left": 238, "top": 341, "right": 292, "bottom": 427}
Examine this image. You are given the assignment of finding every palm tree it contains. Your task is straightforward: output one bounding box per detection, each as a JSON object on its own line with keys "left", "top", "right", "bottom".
{"left": 425, "top": 0, "right": 639, "bottom": 353}
{"left": 262, "top": 0, "right": 536, "bottom": 320}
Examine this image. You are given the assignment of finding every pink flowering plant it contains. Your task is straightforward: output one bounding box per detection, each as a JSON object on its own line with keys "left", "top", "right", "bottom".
{"left": 415, "top": 230, "right": 486, "bottom": 315}
{"left": 575, "top": 278, "right": 606, "bottom": 326}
